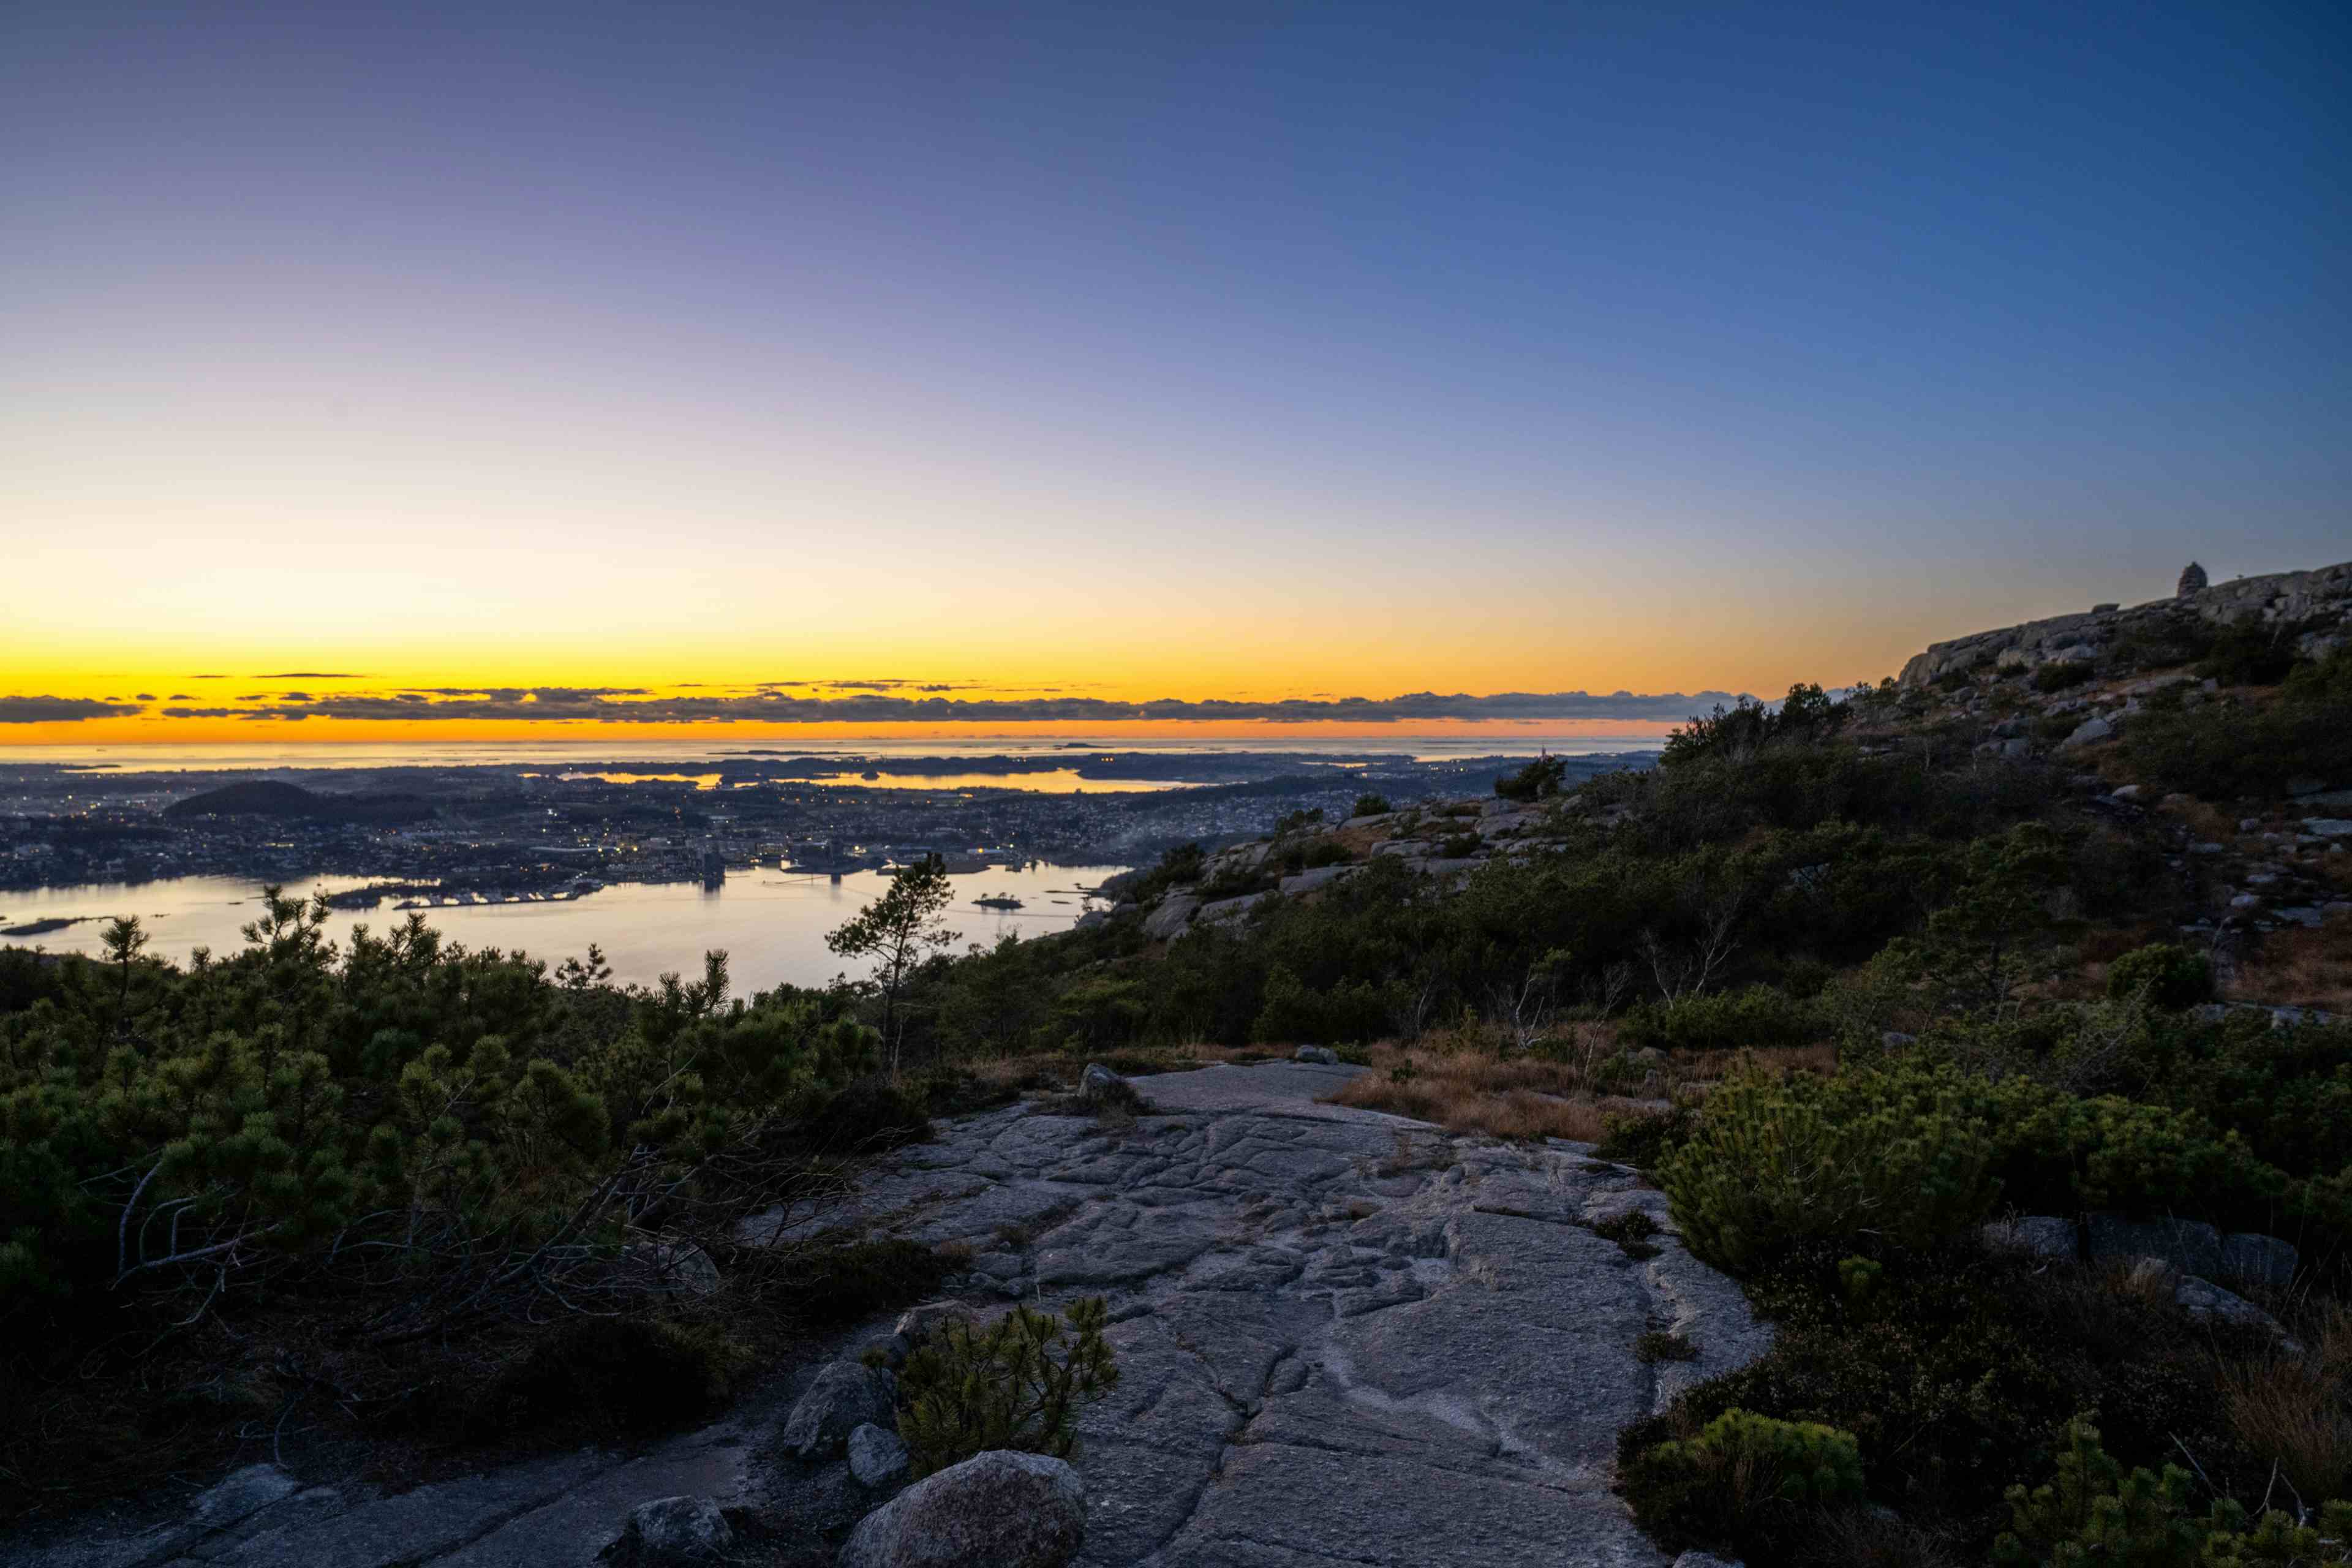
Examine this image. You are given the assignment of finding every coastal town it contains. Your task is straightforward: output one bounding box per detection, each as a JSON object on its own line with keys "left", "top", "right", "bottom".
{"left": 0, "top": 748, "right": 1651, "bottom": 908}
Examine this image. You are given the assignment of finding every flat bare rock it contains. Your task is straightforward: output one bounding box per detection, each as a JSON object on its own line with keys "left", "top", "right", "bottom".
{"left": 761, "top": 1061, "right": 1770, "bottom": 1566}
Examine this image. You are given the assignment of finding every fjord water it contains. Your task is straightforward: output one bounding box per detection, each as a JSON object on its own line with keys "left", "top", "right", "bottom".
{"left": 0, "top": 862, "right": 1126, "bottom": 993}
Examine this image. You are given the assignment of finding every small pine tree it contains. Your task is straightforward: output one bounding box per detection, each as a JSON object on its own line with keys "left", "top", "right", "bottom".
{"left": 896, "top": 1297, "right": 1120, "bottom": 1478}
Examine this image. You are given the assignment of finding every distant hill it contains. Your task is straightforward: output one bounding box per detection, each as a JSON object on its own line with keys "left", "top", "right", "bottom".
{"left": 164, "top": 780, "right": 431, "bottom": 826}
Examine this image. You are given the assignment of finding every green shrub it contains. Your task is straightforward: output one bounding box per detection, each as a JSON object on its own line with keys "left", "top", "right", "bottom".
{"left": 2199, "top": 618, "right": 2315, "bottom": 688}
{"left": 2033, "top": 662, "right": 2096, "bottom": 693}
{"left": 469, "top": 1316, "right": 748, "bottom": 1438}
{"left": 809, "top": 1077, "right": 933, "bottom": 1153}
{"left": 2118, "top": 646, "right": 2352, "bottom": 799}
{"left": 1495, "top": 755, "right": 1569, "bottom": 801}
{"left": 1993, "top": 1411, "right": 2352, "bottom": 1566}
{"left": 1594, "top": 1207, "right": 1663, "bottom": 1259}
{"left": 1298, "top": 839, "right": 1352, "bottom": 871}
{"left": 1622, "top": 1407, "right": 1864, "bottom": 1551}
{"left": 1620, "top": 984, "right": 1824, "bottom": 1054}
{"left": 1352, "top": 793, "right": 1392, "bottom": 818}
{"left": 771, "top": 1238, "right": 954, "bottom": 1328}
{"left": 1630, "top": 1239, "right": 2269, "bottom": 1555}
{"left": 1595, "top": 1104, "right": 1694, "bottom": 1169}
{"left": 1657, "top": 1068, "right": 2000, "bottom": 1274}
{"left": 1635, "top": 1330, "right": 1698, "bottom": 1363}
{"left": 896, "top": 1297, "right": 1120, "bottom": 1478}
{"left": 2105, "top": 943, "right": 2215, "bottom": 1011}
{"left": 1439, "top": 832, "right": 1483, "bottom": 859}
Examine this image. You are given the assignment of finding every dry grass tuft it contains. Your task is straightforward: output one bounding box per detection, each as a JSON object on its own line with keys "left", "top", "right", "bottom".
{"left": 2228, "top": 919, "right": 2352, "bottom": 1014}
{"left": 1324, "top": 1041, "right": 1634, "bottom": 1140}
{"left": 1790, "top": 1506, "right": 1964, "bottom": 1568}
{"left": 1315, "top": 1036, "right": 1838, "bottom": 1140}
{"left": 2222, "top": 1354, "right": 2352, "bottom": 1506}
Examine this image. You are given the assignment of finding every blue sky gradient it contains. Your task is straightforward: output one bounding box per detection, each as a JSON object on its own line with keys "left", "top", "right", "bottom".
{"left": 3, "top": 0, "right": 2346, "bottom": 729}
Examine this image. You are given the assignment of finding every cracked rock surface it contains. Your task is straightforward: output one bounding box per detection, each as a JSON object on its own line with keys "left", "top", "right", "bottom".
{"left": 3, "top": 1062, "right": 1768, "bottom": 1568}
{"left": 794, "top": 1061, "right": 1770, "bottom": 1567}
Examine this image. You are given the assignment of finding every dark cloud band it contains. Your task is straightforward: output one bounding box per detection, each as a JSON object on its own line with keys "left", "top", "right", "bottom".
{"left": 154, "top": 686, "right": 1744, "bottom": 725}
{"left": 0, "top": 695, "right": 146, "bottom": 724}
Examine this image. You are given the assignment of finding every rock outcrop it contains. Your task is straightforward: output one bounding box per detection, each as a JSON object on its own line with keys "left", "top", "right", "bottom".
{"left": 1899, "top": 559, "right": 2352, "bottom": 687}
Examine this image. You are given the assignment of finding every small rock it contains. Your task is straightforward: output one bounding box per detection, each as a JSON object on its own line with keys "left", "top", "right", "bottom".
{"left": 2111, "top": 783, "right": 2143, "bottom": 802}
{"left": 779, "top": 1361, "right": 897, "bottom": 1461}
{"left": 837, "top": 1450, "right": 1087, "bottom": 1568}
{"left": 1674, "top": 1553, "right": 1746, "bottom": 1568}
{"left": 604, "top": 1495, "right": 734, "bottom": 1566}
{"left": 2222, "top": 1232, "right": 2298, "bottom": 1287}
{"left": 849, "top": 1423, "right": 911, "bottom": 1489}
{"left": 1293, "top": 1046, "right": 1340, "bottom": 1066}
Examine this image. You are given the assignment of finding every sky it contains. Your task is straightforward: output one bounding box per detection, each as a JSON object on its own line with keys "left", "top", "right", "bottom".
{"left": 3, "top": 0, "right": 2346, "bottom": 747}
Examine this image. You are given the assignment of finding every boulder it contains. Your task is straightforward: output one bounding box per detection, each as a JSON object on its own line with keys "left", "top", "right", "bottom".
{"left": 849, "top": 1423, "right": 912, "bottom": 1490}
{"left": 780, "top": 1361, "right": 898, "bottom": 1461}
{"left": 1983, "top": 1215, "right": 2076, "bottom": 1262}
{"left": 1293, "top": 1046, "right": 1340, "bottom": 1066}
{"left": 835, "top": 1450, "right": 1086, "bottom": 1568}
{"left": 603, "top": 1496, "right": 735, "bottom": 1566}
{"left": 2176, "top": 1275, "right": 2290, "bottom": 1339}
{"left": 2060, "top": 715, "right": 2115, "bottom": 749}
{"left": 2221, "top": 1232, "right": 2299, "bottom": 1288}
{"left": 1196, "top": 892, "right": 1268, "bottom": 925}
{"left": 1140, "top": 896, "right": 1199, "bottom": 941}
{"left": 189, "top": 1463, "right": 304, "bottom": 1533}
{"left": 617, "top": 1234, "right": 722, "bottom": 1298}
{"left": 1079, "top": 1063, "right": 1121, "bottom": 1102}
{"left": 2087, "top": 1213, "right": 2221, "bottom": 1278}
{"left": 1279, "top": 864, "right": 1356, "bottom": 896}
{"left": 894, "top": 1302, "right": 977, "bottom": 1343}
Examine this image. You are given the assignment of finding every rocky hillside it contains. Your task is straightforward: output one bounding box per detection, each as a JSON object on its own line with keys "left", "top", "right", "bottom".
{"left": 1898, "top": 557, "right": 2351, "bottom": 687}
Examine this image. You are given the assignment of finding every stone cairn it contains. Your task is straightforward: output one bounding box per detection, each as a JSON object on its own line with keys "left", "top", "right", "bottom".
{"left": 2179, "top": 560, "right": 2209, "bottom": 597}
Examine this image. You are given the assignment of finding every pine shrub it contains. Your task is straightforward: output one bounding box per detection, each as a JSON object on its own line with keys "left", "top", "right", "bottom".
{"left": 895, "top": 1297, "right": 1120, "bottom": 1478}
{"left": 1623, "top": 1407, "right": 1864, "bottom": 1550}
{"left": 1657, "top": 1068, "right": 2000, "bottom": 1275}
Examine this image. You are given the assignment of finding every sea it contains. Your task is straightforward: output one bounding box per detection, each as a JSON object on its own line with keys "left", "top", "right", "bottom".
{"left": 0, "top": 862, "right": 1129, "bottom": 995}
{"left": 7, "top": 733, "right": 1659, "bottom": 778}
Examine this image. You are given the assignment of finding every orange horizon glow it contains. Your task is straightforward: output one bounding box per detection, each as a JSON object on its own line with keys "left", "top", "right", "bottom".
{"left": 0, "top": 714, "right": 1687, "bottom": 750}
